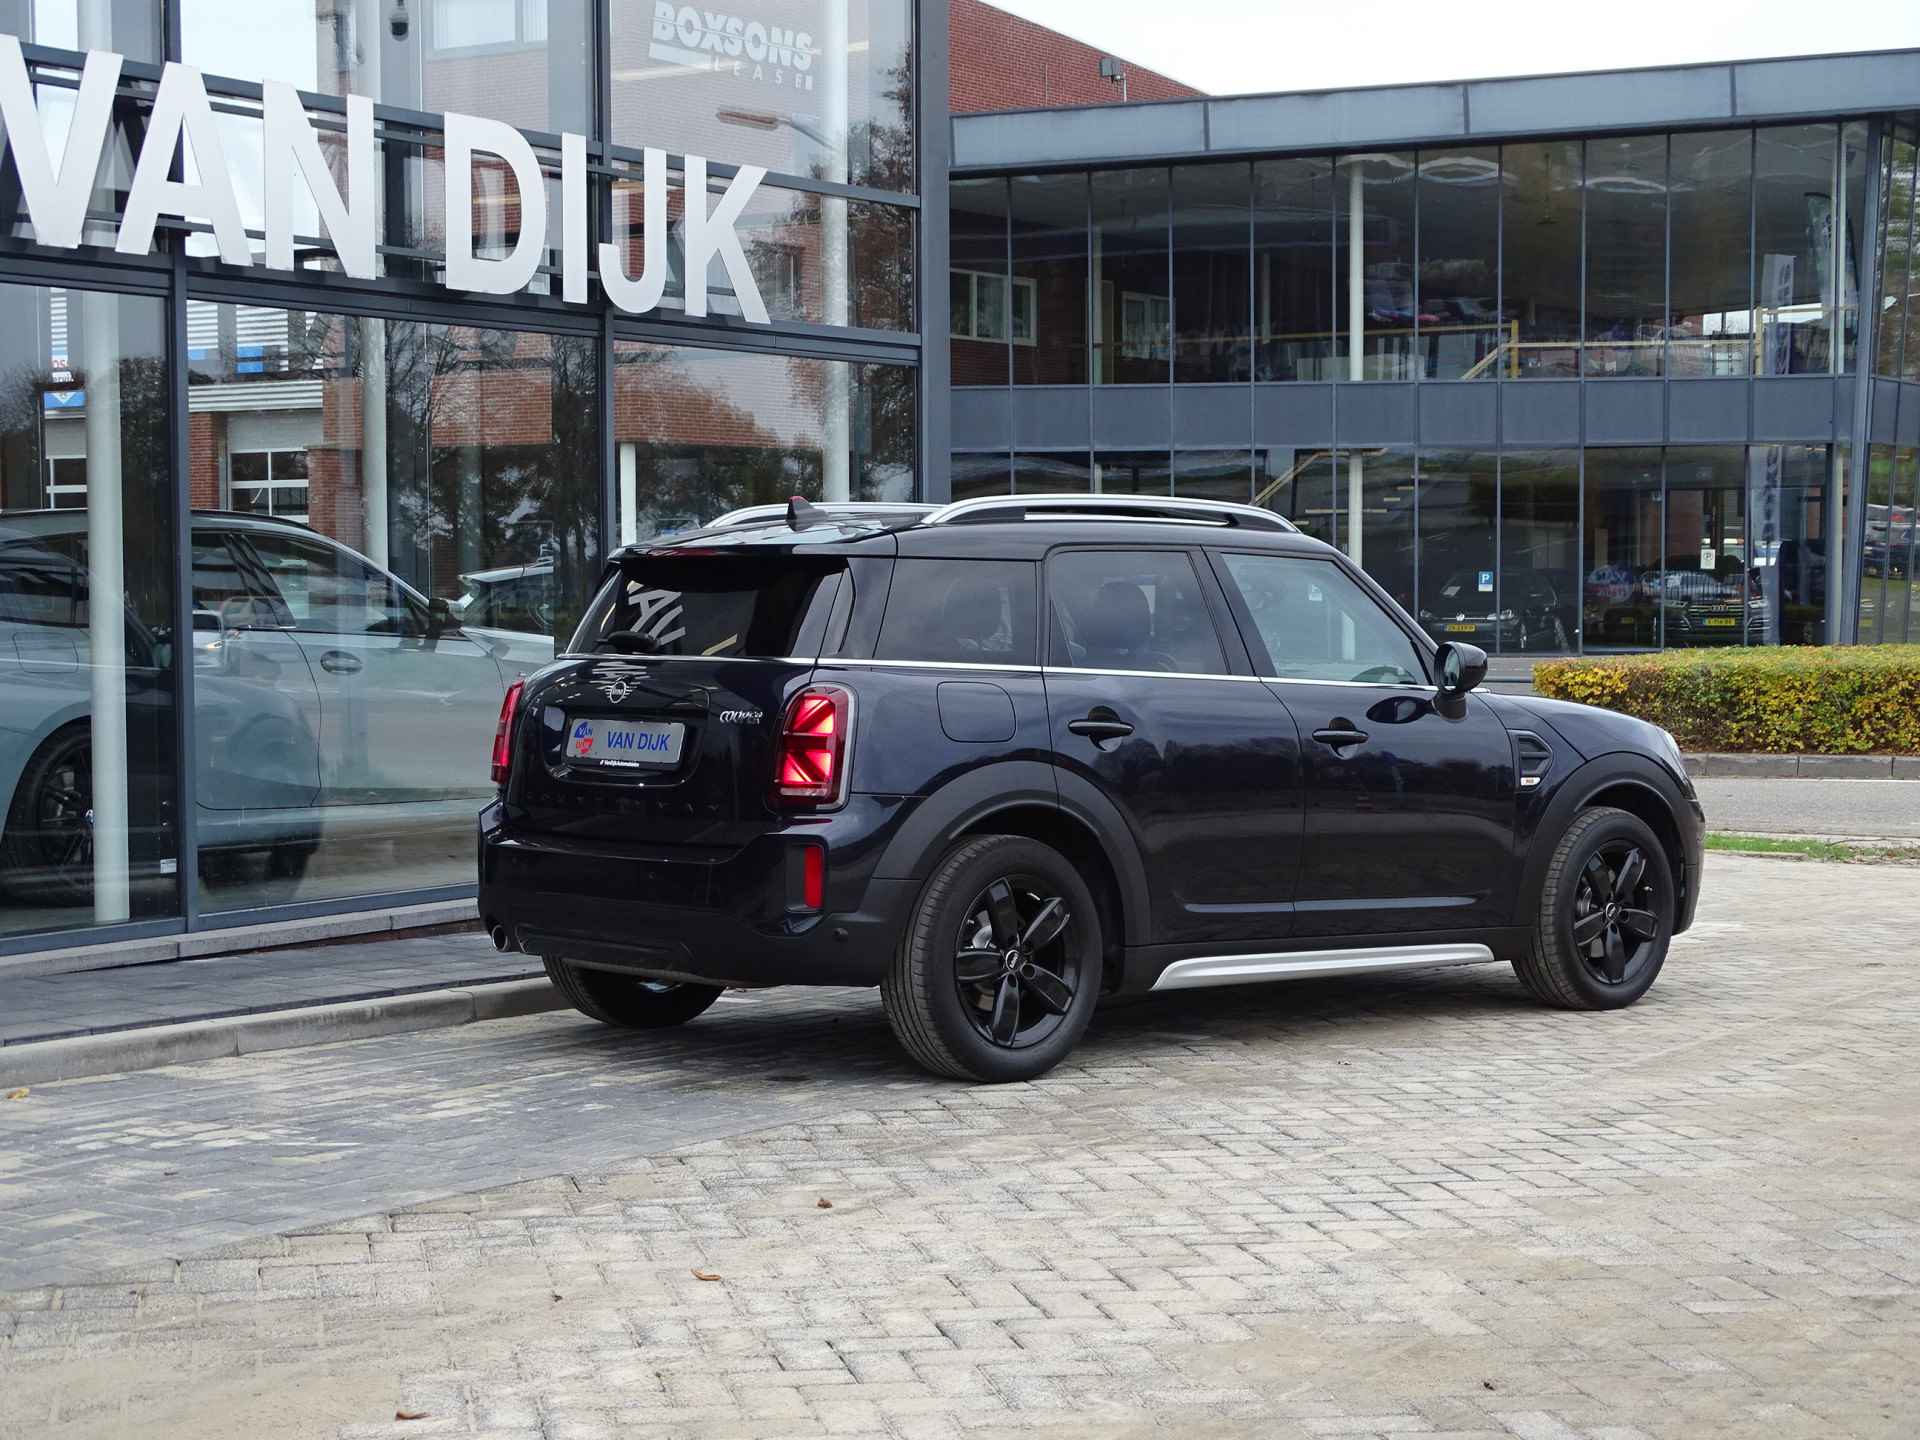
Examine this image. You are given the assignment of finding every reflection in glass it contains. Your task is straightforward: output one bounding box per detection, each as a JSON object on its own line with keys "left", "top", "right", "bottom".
{"left": 1014, "top": 451, "right": 1092, "bottom": 494}
{"left": 1884, "top": 132, "right": 1920, "bottom": 382}
{"left": 1416, "top": 148, "right": 1500, "bottom": 379}
{"left": 1414, "top": 451, "right": 1497, "bottom": 648}
{"left": 1885, "top": 448, "right": 1919, "bottom": 643}
{"left": 951, "top": 452, "right": 1011, "bottom": 500}
{"left": 1172, "top": 164, "right": 1252, "bottom": 383}
{"left": 1499, "top": 450, "right": 1579, "bottom": 653}
{"left": 1092, "top": 451, "right": 1171, "bottom": 495}
{"left": 1670, "top": 131, "right": 1753, "bottom": 376}
{"left": 182, "top": 0, "right": 592, "bottom": 133}
{"left": 613, "top": 342, "right": 914, "bottom": 538}
{"left": 1748, "top": 444, "right": 1830, "bottom": 645}
{"left": 1, "top": 20, "right": 149, "bottom": 249}
{"left": 609, "top": 0, "right": 914, "bottom": 193}
{"left": 0, "top": 282, "right": 175, "bottom": 940}
{"left": 1755, "top": 125, "right": 1839, "bottom": 375}
{"left": 951, "top": 178, "right": 1011, "bottom": 385}
{"left": 1253, "top": 158, "right": 1334, "bottom": 381}
{"left": 1501, "top": 142, "right": 1582, "bottom": 378}
{"left": 1663, "top": 446, "right": 1756, "bottom": 647}
{"left": 1583, "top": 449, "right": 1663, "bottom": 650}
{"left": 1334, "top": 448, "right": 1414, "bottom": 613}
{"left": 1584, "top": 135, "right": 1667, "bottom": 376}
{"left": 1841, "top": 122, "right": 1870, "bottom": 371}
{"left": 185, "top": 305, "right": 599, "bottom": 912}
{"left": 1012, "top": 173, "right": 1089, "bottom": 386}
{"left": 1255, "top": 446, "right": 1333, "bottom": 544}
{"left": 1173, "top": 451, "right": 1252, "bottom": 504}
{"left": 1093, "top": 169, "right": 1170, "bottom": 385}
{"left": 1856, "top": 443, "right": 1894, "bottom": 643}
{"left": 1334, "top": 153, "right": 1416, "bottom": 380}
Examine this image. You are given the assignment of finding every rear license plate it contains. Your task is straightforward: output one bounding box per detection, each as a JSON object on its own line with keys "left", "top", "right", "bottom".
{"left": 1445, "top": 623, "right": 1478, "bottom": 633}
{"left": 1703, "top": 616, "right": 1737, "bottom": 628}
{"left": 567, "top": 717, "right": 685, "bottom": 768}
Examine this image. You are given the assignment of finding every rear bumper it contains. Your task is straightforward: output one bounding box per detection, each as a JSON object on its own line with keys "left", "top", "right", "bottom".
{"left": 476, "top": 800, "right": 918, "bottom": 987}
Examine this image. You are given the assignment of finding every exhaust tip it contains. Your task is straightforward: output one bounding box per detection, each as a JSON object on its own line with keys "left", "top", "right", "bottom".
{"left": 489, "top": 923, "right": 511, "bottom": 952}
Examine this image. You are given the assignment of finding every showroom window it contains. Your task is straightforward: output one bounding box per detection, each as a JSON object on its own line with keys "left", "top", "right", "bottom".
{"left": 612, "top": 342, "right": 914, "bottom": 543}
{"left": 186, "top": 301, "right": 600, "bottom": 915}
{"left": 1415, "top": 451, "right": 1498, "bottom": 646}
{"left": 1093, "top": 169, "right": 1171, "bottom": 385}
{"left": 1583, "top": 135, "right": 1668, "bottom": 377}
{"left": 1172, "top": 163, "right": 1252, "bottom": 384}
{"left": 1669, "top": 130, "right": 1753, "bottom": 377}
{"left": 1582, "top": 448, "right": 1664, "bottom": 652}
{"left": 1501, "top": 141, "right": 1583, "bottom": 378}
{"left": 952, "top": 178, "right": 1011, "bottom": 385}
{"left": 1754, "top": 125, "right": 1843, "bottom": 375}
{"left": 1416, "top": 148, "right": 1499, "bottom": 380}
{"left": 608, "top": 0, "right": 914, "bottom": 193}
{"left": 1334, "top": 153, "right": 1416, "bottom": 381}
{"left": 1012, "top": 173, "right": 1089, "bottom": 386}
{"left": 1498, "top": 450, "right": 1579, "bottom": 654}
{"left": 1252, "top": 158, "right": 1334, "bottom": 382}
{"left": 0, "top": 280, "right": 176, "bottom": 942}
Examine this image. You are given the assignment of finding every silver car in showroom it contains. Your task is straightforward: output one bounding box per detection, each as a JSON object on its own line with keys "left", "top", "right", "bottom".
{"left": 0, "top": 509, "right": 528, "bottom": 907}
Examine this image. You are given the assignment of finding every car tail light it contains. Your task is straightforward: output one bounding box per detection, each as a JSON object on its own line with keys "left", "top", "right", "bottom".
{"left": 491, "top": 679, "right": 524, "bottom": 786}
{"left": 801, "top": 844, "right": 825, "bottom": 910}
{"left": 773, "top": 684, "right": 851, "bottom": 807}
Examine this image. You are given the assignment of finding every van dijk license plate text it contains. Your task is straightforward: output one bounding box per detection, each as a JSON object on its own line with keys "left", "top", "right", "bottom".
{"left": 568, "top": 718, "right": 685, "bottom": 767}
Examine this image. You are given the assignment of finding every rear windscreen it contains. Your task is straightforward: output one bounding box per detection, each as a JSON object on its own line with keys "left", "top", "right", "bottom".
{"left": 570, "top": 557, "right": 844, "bottom": 659}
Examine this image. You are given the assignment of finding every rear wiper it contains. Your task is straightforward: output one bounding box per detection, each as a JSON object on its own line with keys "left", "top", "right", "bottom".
{"left": 601, "top": 631, "right": 664, "bottom": 654}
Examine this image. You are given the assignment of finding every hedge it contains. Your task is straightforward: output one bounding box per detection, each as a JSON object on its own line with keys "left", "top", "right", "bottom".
{"left": 1532, "top": 645, "right": 1920, "bottom": 755}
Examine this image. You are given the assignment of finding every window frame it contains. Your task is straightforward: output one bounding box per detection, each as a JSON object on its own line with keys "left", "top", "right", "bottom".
{"left": 873, "top": 556, "right": 1041, "bottom": 667}
{"left": 1206, "top": 549, "right": 1436, "bottom": 688}
{"left": 226, "top": 448, "right": 312, "bottom": 523}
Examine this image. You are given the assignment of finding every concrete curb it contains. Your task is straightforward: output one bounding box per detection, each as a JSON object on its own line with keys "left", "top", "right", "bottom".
{"left": 0, "top": 978, "right": 561, "bottom": 1088}
{"left": 1684, "top": 753, "right": 1920, "bottom": 779}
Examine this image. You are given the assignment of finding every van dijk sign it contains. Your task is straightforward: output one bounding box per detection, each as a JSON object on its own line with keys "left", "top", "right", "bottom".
{"left": 0, "top": 36, "right": 772, "bottom": 322}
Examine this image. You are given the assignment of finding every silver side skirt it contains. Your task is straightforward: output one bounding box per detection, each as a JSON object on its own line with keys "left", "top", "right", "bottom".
{"left": 1149, "top": 943, "right": 1500, "bottom": 992}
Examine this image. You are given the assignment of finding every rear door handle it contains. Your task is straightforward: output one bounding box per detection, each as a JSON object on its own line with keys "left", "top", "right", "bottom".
{"left": 1312, "top": 726, "right": 1368, "bottom": 749}
{"left": 1067, "top": 711, "right": 1134, "bottom": 743}
{"left": 318, "top": 650, "right": 364, "bottom": 676}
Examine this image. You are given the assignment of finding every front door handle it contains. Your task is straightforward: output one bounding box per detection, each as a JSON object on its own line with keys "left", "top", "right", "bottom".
{"left": 1068, "top": 709, "right": 1134, "bottom": 744}
{"left": 1312, "top": 726, "right": 1368, "bottom": 749}
{"left": 318, "top": 649, "right": 364, "bottom": 676}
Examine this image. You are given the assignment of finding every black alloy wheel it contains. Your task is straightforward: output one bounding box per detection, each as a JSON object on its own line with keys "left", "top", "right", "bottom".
{"left": 1570, "top": 840, "right": 1662, "bottom": 986}
{"left": 952, "top": 876, "right": 1079, "bottom": 1050}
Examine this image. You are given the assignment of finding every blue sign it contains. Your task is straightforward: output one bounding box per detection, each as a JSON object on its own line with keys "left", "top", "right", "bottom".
{"left": 1477, "top": 570, "right": 1494, "bottom": 593}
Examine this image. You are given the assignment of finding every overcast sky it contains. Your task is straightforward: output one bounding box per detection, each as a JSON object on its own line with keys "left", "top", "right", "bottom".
{"left": 984, "top": 0, "right": 1920, "bottom": 97}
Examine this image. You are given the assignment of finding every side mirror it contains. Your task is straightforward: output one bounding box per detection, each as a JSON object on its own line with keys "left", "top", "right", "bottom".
{"left": 1435, "top": 641, "right": 1488, "bottom": 699}
{"left": 427, "top": 595, "right": 462, "bottom": 637}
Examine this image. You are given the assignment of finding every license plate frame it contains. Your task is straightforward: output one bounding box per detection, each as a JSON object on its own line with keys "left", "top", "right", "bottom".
{"left": 1444, "top": 623, "right": 1479, "bottom": 633}
{"left": 566, "top": 716, "right": 685, "bottom": 768}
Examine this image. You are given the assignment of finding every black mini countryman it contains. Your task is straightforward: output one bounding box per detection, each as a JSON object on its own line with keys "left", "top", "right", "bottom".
{"left": 480, "top": 494, "right": 1705, "bottom": 1083}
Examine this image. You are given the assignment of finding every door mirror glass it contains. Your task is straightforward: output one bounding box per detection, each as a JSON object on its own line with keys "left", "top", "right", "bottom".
{"left": 1435, "top": 641, "right": 1488, "bottom": 697}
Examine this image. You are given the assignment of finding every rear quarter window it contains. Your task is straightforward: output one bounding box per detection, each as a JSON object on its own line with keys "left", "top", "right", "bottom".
{"left": 875, "top": 559, "right": 1038, "bottom": 666}
{"left": 573, "top": 556, "right": 844, "bottom": 659}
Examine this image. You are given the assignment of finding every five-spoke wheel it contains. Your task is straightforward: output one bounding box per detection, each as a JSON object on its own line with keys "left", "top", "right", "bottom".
{"left": 1571, "top": 840, "right": 1661, "bottom": 986}
{"left": 1515, "top": 805, "right": 1674, "bottom": 1010}
{"left": 883, "top": 834, "right": 1103, "bottom": 1082}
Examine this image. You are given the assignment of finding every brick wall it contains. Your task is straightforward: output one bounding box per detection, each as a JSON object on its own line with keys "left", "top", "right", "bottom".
{"left": 949, "top": 0, "right": 1201, "bottom": 114}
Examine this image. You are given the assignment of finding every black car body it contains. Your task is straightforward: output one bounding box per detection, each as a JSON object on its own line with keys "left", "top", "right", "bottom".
{"left": 481, "top": 495, "right": 1704, "bottom": 1081}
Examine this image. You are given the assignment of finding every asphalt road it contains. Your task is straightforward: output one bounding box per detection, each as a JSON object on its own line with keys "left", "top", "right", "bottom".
{"left": 1694, "top": 776, "right": 1920, "bottom": 837}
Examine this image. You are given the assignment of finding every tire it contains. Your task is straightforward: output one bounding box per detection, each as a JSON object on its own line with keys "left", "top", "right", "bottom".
{"left": 1513, "top": 806, "right": 1674, "bottom": 1010}
{"left": 0, "top": 723, "right": 95, "bottom": 906}
{"left": 881, "top": 834, "right": 1103, "bottom": 1083}
{"left": 541, "top": 956, "right": 723, "bottom": 1029}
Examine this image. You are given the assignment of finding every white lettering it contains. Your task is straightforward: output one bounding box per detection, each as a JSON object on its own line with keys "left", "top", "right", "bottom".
{"left": 598, "top": 148, "right": 669, "bottom": 316}
{"left": 744, "top": 20, "right": 768, "bottom": 61}
{"left": 117, "top": 63, "right": 251, "bottom": 267}
{"left": 681, "top": 156, "right": 767, "bottom": 324}
{"left": 675, "top": 5, "right": 702, "bottom": 48}
{"left": 443, "top": 113, "right": 549, "bottom": 296}
{"left": 651, "top": 0, "right": 676, "bottom": 41}
{"left": 0, "top": 36, "right": 120, "bottom": 249}
{"left": 262, "top": 84, "right": 375, "bottom": 278}
{"left": 793, "top": 32, "right": 814, "bottom": 73}
{"left": 561, "top": 131, "right": 588, "bottom": 304}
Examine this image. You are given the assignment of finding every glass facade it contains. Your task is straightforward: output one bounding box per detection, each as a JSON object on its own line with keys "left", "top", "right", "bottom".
{"left": 0, "top": 0, "right": 928, "bottom": 952}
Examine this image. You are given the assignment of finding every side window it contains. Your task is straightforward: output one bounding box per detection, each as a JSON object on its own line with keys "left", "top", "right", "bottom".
{"left": 1047, "top": 550, "right": 1226, "bottom": 674}
{"left": 874, "top": 559, "right": 1038, "bottom": 666}
{"left": 1218, "top": 553, "right": 1428, "bottom": 685}
{"left": 242, "top": 531, "right": 422, "bottom": 637}
{"left": 0, "top": 536, "right": 85, "bottom": 628}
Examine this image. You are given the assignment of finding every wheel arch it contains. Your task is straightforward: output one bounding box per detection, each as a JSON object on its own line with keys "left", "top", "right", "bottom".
{"left": 1524, "top": 755, "right": 1693, "bottom": 927}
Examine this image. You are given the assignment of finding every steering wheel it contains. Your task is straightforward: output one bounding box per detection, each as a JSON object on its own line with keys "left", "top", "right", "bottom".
{"left": 1350, "top": 664, "right": 1409, "bottom": 685}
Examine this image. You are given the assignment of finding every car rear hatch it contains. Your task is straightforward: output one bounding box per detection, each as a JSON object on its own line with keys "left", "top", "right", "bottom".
{"left": 505, "top": 537, "right": 864, "bottom": 849}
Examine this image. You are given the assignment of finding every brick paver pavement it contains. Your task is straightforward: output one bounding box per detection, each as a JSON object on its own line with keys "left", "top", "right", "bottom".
{"left": 2, "top": 853, "right": 1917, "bottom": 1439}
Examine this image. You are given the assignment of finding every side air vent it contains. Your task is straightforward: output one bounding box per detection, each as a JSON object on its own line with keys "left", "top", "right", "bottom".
{"left": 1513, "top": 730, "right": 1553, "bottom": 789}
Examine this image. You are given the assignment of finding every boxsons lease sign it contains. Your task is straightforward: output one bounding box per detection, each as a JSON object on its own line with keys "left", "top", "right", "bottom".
{"left": 0, "top": 35, "right": 771, "bottom": 322}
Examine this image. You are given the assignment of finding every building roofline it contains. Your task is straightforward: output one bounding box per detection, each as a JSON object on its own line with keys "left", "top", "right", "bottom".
{"left": 951, "top": 46, "right": 1920, "bottom": 173}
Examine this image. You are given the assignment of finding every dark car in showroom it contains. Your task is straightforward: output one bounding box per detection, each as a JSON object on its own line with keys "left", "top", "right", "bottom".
{"left": 480, "top": 495, "right": 1704, "bottom": 1082}
{"left": 1419, "top": 566, "right": 1572, "bottom": 651}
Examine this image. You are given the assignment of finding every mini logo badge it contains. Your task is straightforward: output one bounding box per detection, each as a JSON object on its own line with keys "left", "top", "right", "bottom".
{"left": 571, "top": 720, "right": 595, "bottom": 757}
{"left": 594, "top": 677, "right": 635, "bottom": 703}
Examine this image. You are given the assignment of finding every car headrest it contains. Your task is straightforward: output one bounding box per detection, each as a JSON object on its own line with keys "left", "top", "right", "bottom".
{"left": 1078, "top": 580, "right": 1152, "bottom": 653}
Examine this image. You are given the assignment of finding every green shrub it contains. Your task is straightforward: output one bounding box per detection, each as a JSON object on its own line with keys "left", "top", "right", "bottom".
{"left": 1532, "top": 646, "right": 1920, "bottom": 754}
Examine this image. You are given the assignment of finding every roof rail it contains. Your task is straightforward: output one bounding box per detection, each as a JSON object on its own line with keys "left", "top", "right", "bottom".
{"left": 709, "top": 501, "right": 937, "bottom": 528}
{"left": 924, "top": 493, "right": 1297, "bottom": 532}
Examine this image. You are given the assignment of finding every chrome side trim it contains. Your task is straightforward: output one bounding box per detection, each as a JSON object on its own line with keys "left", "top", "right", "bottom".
{"left": 1258, "top": 675, "right": 1439, "bottom": 692}
{"left": 1150, "top": 943, "right": 1499, "bottom": 992}
{"left": 1041, "top": 665, "right": 1266, "bottom": 684}
{"left": 815, "top": 656, "right": 1044, "bottom": 674}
